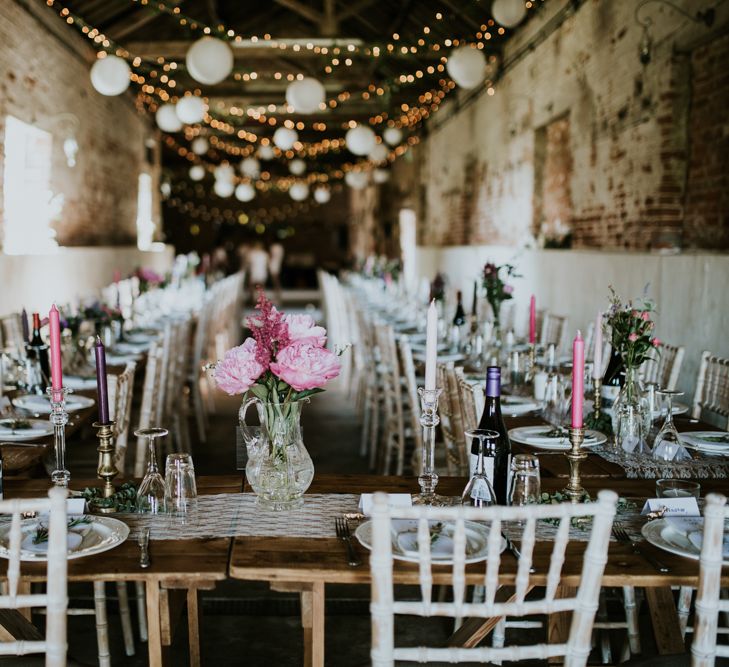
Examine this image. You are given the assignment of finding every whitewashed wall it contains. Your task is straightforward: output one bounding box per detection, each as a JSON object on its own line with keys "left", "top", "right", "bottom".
{"left": 0, "top": 245, "right": 174, "bottom": 315}
{"left": 416, "top": 246, "right": 729, "bottom": 397}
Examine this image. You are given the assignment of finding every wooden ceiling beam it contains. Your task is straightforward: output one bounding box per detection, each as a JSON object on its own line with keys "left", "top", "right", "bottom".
{"left": 107, "top": 1, "right": 182, "bottom": 40}
{"left": 271, "top": 0, "right": 323, "bottom": 26}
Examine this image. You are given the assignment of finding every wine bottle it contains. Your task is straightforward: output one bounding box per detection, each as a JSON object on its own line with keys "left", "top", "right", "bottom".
{"left": 472, "top": 366, "right": 511, "bottom": 504}
{"left": 453, "top": 290, "right": 466, "bottom": 327}
{"left": 27, "top": 313, "right": 50, "bottom": 391}
{"left": 601, "top": 347, "right": 624, "bottom": 406}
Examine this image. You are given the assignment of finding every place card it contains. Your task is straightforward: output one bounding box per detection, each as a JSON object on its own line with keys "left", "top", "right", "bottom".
{"left": 358, "top": 493, "right": 412, "bottom": 516}
{"left": 38, "top": 498, "right": 86, "bottom": 518}
{"left": 641, "top": 497, "right": 700, "bottom": 517}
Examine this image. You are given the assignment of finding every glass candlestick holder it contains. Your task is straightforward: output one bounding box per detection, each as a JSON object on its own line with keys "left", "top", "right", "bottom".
{"left": 47, "top": 386, "right": 71, "bottom": 487}
{"left": 415, "top": 387, "right": 451, "bottom": 506}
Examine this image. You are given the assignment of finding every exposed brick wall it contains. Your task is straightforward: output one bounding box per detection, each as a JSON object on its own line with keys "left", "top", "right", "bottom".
{"left": 0, "top": 0, "right": 157, "bottom": 247}
{"left": 535, "top": 115, "right": 572, "bottom": 238}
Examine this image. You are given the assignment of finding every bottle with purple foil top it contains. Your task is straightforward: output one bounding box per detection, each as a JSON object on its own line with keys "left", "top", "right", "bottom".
{"left": 473, "top": 366, "right": 511, "bottom": 504}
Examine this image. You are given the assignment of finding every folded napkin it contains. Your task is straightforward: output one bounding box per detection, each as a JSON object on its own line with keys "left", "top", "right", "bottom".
{"left": 358, "top": 493, "right": 412, "bottom": 516}
{"left": 396, "top": 524, "right": 454, "bottom": 557}
{"left": 525, "top": 433, "right": 597, "bottom": 446}
{"left": 687, "top": 531, "right": 729, "bottom": 558}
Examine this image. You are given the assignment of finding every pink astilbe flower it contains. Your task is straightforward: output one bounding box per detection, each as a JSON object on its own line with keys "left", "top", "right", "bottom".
{"left": 628, "top": 333, "right": 638, "bottom": 342}
{"left": 284, "top": 314, "right": 327, "bottom": 347}
{"left": 247, "top": 291, "right": 290, "bottom": 367}
{"left": 271, "top": 342, "right": 341, "bottom": 391}
{"left": 651, "top": 337, "right": 661, "bottom": 347}
{"left": 213, "top": 338, "right": 266, "bottom": 395}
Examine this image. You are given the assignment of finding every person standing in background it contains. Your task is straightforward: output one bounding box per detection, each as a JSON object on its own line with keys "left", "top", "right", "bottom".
{"left": 245, "top": 241, "right": 269, "bottom": 303}
{"left": 269, "top": 242, "right": 285, "bottom": 305}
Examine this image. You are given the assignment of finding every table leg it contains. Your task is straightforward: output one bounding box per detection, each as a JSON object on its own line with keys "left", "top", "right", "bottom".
{"left": 548, "top": 585, "right": 576, "bottom": 664}
{"left": 187, "top": 588, "right": 201, "bottom": 667}
{"left": 146, "top": 580, "right": 164, "bottom": 667}
{"left": 301, "top": 582, "right": 325, "bottom": 667}
{"left": 645, "top": 586, "right": 685, "bottom": 655}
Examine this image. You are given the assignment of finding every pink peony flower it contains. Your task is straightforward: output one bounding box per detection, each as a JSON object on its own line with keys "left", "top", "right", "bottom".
{"left": 284, "top": 314, "right": 327, "bottom": 347}
{"left": 628, "top": 333, "right": 638, "bottom": 342}
{"left": 213, "top": 338, "right": 266, "bottom": 395}
{"left": 651, "top": 337, "right": 661, "bottom": 347}
{"left": 641, "top": 311, "right": 651, "bottom": 321}
{"left": 271, "top": 342, "right": 341, "bottom": 391}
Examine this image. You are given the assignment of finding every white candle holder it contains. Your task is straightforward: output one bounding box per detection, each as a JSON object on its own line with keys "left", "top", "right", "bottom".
{"left": 415, "top": 387, "right": 451, "bottom": 506}
{"left": 47, "top": 386, "right": 71, "bottom": 488}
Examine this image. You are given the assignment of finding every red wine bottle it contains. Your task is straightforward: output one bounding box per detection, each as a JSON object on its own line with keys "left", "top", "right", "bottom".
{"left": 453, "top": 290, "right": 466, "bottom": 327}
{"left": 472, "top": 366, "right": 511, "bottom": 504}
{"left": 601, "top": 347, "right": 624, "bottom": 406}
{"left": 27, "top": 313, "right": 50, "bottom": 390}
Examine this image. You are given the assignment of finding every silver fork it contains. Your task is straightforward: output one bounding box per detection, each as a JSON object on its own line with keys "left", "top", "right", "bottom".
{"left": 335, "top": 517, "right": 361, "bottom": 567}
{"left": 138, "top": 527, "right": 151, "bottom": 569}
{"left": 613, "top": 521, "right": 669, "bottom": 573}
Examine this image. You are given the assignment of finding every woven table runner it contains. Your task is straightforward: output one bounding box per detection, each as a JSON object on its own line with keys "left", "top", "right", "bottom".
{"left": 592, "top": 444, "right": 729, "bottom": 479}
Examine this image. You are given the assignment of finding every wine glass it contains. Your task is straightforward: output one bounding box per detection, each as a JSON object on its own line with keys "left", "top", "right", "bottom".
{"left": 462, "top": 429, "right": 499, "bottom": 507}
{"left": 543, "top": 373, "right": 565, "bottom": 428}
{"left": 508, "top": 455, "right": 541, "bottom": 507}
{"left": 652, "top": 390, "right": 692, "bottom": 462}
{"left": 164, "top": 453, "right": 198, "bottom": 515}
{"left": 135, "top": 427, "right": 168, "bottom": 514}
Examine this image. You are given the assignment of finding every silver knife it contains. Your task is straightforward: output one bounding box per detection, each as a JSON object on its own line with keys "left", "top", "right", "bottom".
{"left": 138, "top": 527, "right": 150, "bottom": 568}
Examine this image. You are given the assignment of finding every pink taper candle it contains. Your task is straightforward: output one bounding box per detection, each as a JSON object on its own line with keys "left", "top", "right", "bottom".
{"left": 571, "top": 330, "right": 585, "bottom": 428}
{"left": 592, "top": 312, "right": 603, "bottom": 380}
{"left": 48, "top": 305, "right": 63, "bottom": 391}
{"left": 528, "top": 295, "right": 536, "bottom": 344}
{"left": 424, "top": 300, "right": 438, "bottom": 390}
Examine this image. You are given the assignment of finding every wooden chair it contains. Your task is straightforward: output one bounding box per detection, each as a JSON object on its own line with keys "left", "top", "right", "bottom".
{"left": 396, "top": 336, "right": 422, "bottom": 474}
{"left": 369, "top": 490, "right": 618, "bottom": 666}
{"left": 0, "top": 487, "right": 67, "bottom": 666}
{"left": 134, "top": 341, "right": 165, "bottom": 477}
{"left": 373, "top": 324, "right": 405, "bottom": 475}
{"left": 436, "top": 363, "right": 468, "bottom": 476}
{"left": 692, "top": 351, "right": 729, "bottom": 428}
{"left": 108, "top": 361, "right": 137, "bottom": 476}
{"left": 641, "top": 342, "right": 685, "bottom": 391}
{"left": 540, "top": 313, "right": 569, "bottom": 355}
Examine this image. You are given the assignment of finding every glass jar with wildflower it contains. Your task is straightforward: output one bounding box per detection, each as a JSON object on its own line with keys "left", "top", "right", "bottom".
{"left": 481, "top": 262, "right": 519, "bottom": 330}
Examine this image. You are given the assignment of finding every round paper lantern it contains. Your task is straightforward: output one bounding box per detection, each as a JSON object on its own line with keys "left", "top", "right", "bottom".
{"left": 368, "top": 142, "right": 389, "bottom": 163}
{"left": 286, "top": 77, "right": 326, "bottom": 114}
{"left": 383, "top": 127, "right": 403, "bottom": 146}
{"left": 239, "top": 157, "right": 260, "bottom": 178}
{"left": 373, "top": 169, "right": 390, "bottom": 184}
{"left": 345, "top": 171, "right": 369, "bottom": 190}
{"left": 314, "top": 187, "right": 331, "bottom": 204}
{"left": 214, "top": 179, "right": 235, "bottom": 198}
{"left": 235, "top": 183, "right": 256, "bottom": 202}
{"left": 191, "top": 137, "right": 209, "bottom": 155}
{"left": 189, "top": 165, "right": 206, "bottom": 181}
{"left": 155, "top": 104, "right": 183, "bottom": 132}
{"left": 90, "top": 55, "right": 131, "bottom": 96}
{"left": 492, "top": 0, "right": 527, "bottom": 28}
{"left": 273, "top": 126, "right": 298, "bottom": 151}
{"left": 446, "top": 46, "right": 486, "bottom": 89}
{"left": 289, "top": 182, "right": 309, "bottom": 201}
{"left": 345, "top": 124, "right": 376, "bottom": 156}
{"left": 214, "top": 163, "right": 235, "bottom": 183}
{"left": 289, "top": 159, "right": 306, "bottom": 176}
{"left": 176, "top": 96, "right": 206, "bottom": 124}
{"left": 186, "top": 37, "right": 234, "bottom": 85}
{"left": 258, "top": 144, "right": 275, "bottom": 160}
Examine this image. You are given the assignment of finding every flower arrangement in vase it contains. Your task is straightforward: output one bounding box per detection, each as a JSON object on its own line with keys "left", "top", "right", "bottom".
{"left": 481, "top": 262, "right": 519, "bottom": 329}
{"left": 213, "top": 292, "right": 341, "bottom": 509}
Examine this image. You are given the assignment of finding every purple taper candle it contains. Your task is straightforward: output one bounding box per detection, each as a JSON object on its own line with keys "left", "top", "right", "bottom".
{"left": 94, "top": 336, "right": 110, "bottom": 424}
{"left": 21, "top": 309, "right": 29, "bottom": 343}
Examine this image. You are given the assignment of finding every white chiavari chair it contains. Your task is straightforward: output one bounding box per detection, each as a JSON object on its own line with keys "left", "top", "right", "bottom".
{"left": 107, "top": 361, "right": 137, "bottom": 476}
{"left": 641, "top": 342, "right": 685, "bottom": 391}
{"left": 374, "top": 324, "right": 405, "bottom": 475}
{"left": 436, "top": 363, "right": 468, "bottom": 476}
{"left": 692, "top": 351, "right": 729, "bottom": 428}
{"left": 540, "top": 313, "right": 569, "bottom": 354}
{"left": 370, "top": 490, "right": 618, "bottom": 666}
{"left": 396, "top": 336, "right": 422, "bottom": 474}
{"left": 0, "top": 488, "right": 68, "bottom": 667}
{"left": 134, "top": 341, "right": 164, "bottom": 478}
{"left": 190, "top": 294, "right": 212, "bottom": 442}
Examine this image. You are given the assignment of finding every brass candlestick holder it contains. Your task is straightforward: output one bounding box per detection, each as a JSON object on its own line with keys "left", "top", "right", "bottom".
{"left": 90, "top": 421, "right": 119, "bottom": 513}
{"left": 592, "top": 377, "right": 602, "bottom": 413}
{"left": 585, "top": 377, "right": 612, "bottom": 434}
{"left": 527, "top": 343, "right": 536, "bottom": 382}
{"left": 563, "top": 426, "right": 588, "bottom": 503}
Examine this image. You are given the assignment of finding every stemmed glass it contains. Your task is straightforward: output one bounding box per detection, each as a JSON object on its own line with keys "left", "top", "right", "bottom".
{"left": 462, "top": 429, "right": 499, "bottom": 507}
{"left": 652, "top": 390, "right": 692, "bottom": 462}
{"left": 508, "top": 455, "right": 541, "bottom": 507}
{"left": 135, "top": 427, "right": 168, "bottom": 513}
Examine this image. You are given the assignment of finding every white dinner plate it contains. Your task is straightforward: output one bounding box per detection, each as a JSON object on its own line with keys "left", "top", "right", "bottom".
{"left": 0, "top": 515, "right": 129, "bottom": 561}
{"left": 0, "top": 419, "right": 54, "bottom": 441}
{"left": 12, "top": 394, "right": 95, "bottom": 415}
{"left": 355, "top": 519, "right": 505, "bottom": 565}
{"left": 641, "top": 518, "right": 729, "bottom": 566}
{"left": 679, "top": 431, "right": 729, "bottom": 456}
{"left": 508, "top": 425, "right": 605, "bottom": 450}
{"left": 500, "top": 396, "right": 543, "bottom": 417}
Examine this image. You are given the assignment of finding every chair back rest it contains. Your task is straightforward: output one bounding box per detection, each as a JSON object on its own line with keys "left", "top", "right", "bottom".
{"left": 641, "top": 342, "right": 685, "bottom": 391}
{"left": 135, "top": 341, "right": 164, "bottom": 475}
{"left": 108, "top": 361, "right": 137, "bottom": 474}
{"left": 436, "top": 363, "right": 467, "bottom": 475}
{"left": 692, "top": 493, "right": 729, "bottom": 664}
{"left": 0, "top": 488, "right": 68, "bottom": 665}
{"left": 692, "top": 351, "right": 729, "bottom": 428}
{"left": 396, "top": 336, "right": 422, "bottom": 451}
{"left": 370, "top": 490, "right": 618, "bottom": 666}
{"left": 458, "top": 375, "right": 484, "bottom": 433}
{"left": 540, "top": 313, "right": 569, "bottom": 354}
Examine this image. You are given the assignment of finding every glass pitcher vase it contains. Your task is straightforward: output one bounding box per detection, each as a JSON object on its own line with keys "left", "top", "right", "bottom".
{"left": 239, "top": 397, "right": 314, "bottom": 510}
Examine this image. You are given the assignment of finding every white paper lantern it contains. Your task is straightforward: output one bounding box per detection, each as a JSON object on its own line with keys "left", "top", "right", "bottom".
{"left": 373, "top": 168, "right": 390, "bottom": 184}
{"left": 235, "top": 183, "right": 256, "bottom": 202}
{"left": 239, "top": 157, "right": 260, "bottom": 178}
{"left": 383, "top": 127, "right": 403, "bottom": 146}
{"left": 368, "top": 142, "right": 389, "bottom": 163}
{"left": 191, "top": 137, "right": 209, "bottom": 155}
{"left": 345, "top": 171, "right": 369, "bottom": 190}
{"left": 186, "top": 37, "right": 234, "bottom": 85}
{"left": 214, "top": 163, "right": 235, "bottom": 183}
{"left": 314, "top": 187, "right": 331, "bottom": 204}
{"left": 155, "top": 104, "right": 183, "bottom": 132}
{"left": 273, "top": 127, "right": 298, "bottom": 151}
{"left": 289, "top": 182, "right": 309, "bottom": 201}
{"left": 189, "top": 165, "right": 206, "bottom": 181}
{"left": 176, "top": 96, "right": 206, "bottom": 124}
{"left": 289, "top": 159, "right": 306, "bottom": 176}
{"left": 90, "top": 55, "right": 131, "bottom": 96}
{"left": 446, "top": 46, "right": 487, "bottom": 89}
{"left": 492, "top": 0, "right": 527, "bottom": 28}
{"left": 286, "top": 77, "right": 326, "bottom": 114}
{"left": 214, "top": 179, "right": 235, "bottom": 198}
{"left": 258, "top": 144, "right": 275, "bottom": 160}
{"left": 345, "top": 124, "right": 377, "bottom": 156}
